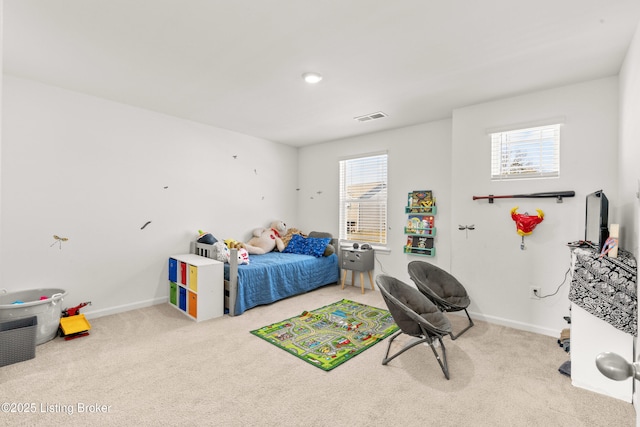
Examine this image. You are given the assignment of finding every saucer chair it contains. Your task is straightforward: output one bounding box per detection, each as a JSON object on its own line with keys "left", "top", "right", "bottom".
{"left": 376, "top": 274, "right": 452, "bottom": 379}
{"left": 407, "top": 260, "right": 474, "bottom": 340}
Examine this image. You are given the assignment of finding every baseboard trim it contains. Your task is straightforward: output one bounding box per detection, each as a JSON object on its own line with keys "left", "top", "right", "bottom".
{"left": 82, "top": 296, "right": 168, "bottom": 319}
{"left": 79, "top": 298, "right": 558, "bottom": 337}
{"left": 468, "top": 310, "right": 559, "bottom": 337}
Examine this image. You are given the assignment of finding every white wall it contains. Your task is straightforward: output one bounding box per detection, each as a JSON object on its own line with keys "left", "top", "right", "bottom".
{"left": 1, "top": 75, "right": 298, "bottom": 317}
{"left": 298, "top": 78, "right": 620, "bottom": 337}
{"left": 618, "top": 20, "right": 640, "bottom": 421}
{"left": 451, "top": 77, "right": 619, "bottom": 336}
{"left": 297, "top": 120, "right": 453, "bottom": 283}
{"left": 2, "top": 56, "right": 632, "bottom": 341}
{"left": 1, "top": 1, "right": 4, "bottom": 277}
{"left": 619, "top": 21, "right": 640, "bottom": 258}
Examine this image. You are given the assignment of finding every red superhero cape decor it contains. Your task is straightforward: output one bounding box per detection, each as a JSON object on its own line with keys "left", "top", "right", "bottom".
{"left": 511, "top": 206, "right": 544, "bottom": 249}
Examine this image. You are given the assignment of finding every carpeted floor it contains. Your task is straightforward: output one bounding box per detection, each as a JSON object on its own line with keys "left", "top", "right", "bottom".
{"left": 0, "top": 283, "right": 635, "bottom": 426}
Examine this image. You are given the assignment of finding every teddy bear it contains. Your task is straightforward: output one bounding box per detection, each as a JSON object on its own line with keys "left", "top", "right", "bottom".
{"left": 244, "top": 220, "right": 288, "bottom": 255}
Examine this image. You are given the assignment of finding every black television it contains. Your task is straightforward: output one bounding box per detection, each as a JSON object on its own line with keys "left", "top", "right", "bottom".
{"left": 585, "top": 190, "right": 609, "bottom": 251}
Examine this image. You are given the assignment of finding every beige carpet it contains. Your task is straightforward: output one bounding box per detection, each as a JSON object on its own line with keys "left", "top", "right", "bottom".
{"left": 0, "top": 283, "right": 635, "bottom": 426}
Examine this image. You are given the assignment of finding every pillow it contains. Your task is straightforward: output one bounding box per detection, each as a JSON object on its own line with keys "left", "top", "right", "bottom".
{"left": 282, "top": 234, "right": 331, "bottom": 257}
{"left": 308, "top": 231, "right": 335, "bottom": 256}
{"left": 281, "top": 228, "right": 306, "bottom": 247}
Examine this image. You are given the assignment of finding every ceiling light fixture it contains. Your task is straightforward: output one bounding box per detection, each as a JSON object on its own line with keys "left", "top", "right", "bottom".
{"left": 302, "top": 72, "right": 323, "bottom": 84}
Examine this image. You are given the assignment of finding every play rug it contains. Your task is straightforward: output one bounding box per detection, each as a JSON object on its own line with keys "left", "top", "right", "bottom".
{"left": 250, "top": 299, "right": 398, "bottom": 371}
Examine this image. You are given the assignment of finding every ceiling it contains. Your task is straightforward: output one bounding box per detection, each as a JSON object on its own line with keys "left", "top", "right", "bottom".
{"left": 4, "top": 1, "right": 640, "bottom": 147}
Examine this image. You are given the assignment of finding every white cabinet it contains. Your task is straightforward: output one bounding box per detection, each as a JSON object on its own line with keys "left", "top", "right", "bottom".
{"left": 570, "top": 304, "right": 633, "bottom": 402}
{"left": 568, "top": 247, "right": 637, "bottom": 403}
{"left": 168, "top": 254, "right": 223, "bottom": 321}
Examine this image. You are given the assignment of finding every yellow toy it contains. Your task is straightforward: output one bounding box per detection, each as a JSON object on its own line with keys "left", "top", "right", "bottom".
{"left": 224, "top": 239, "right": 246, "bottom": 250}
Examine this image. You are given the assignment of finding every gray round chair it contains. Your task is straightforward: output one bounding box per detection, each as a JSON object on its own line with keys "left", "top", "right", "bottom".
{"left": 407, "top": 260, "right": 474, "bottom": 340}
{"left": 376, "top": 274, "right": 452, "bottom": 379}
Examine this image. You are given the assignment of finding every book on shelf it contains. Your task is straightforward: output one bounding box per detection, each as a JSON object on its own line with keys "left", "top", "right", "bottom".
{"left": 406, "top": 235, "right": 434, "bottom": 250}
{"left": 408, "top": 190, "right": 435, "bottom": 208}
{"left": 406, "top": 215, "right": 434, "bottom": 233}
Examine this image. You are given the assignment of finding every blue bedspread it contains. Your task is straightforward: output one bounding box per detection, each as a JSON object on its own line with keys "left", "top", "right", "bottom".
{"left": 224, "top": 252, "right": 340, "bottom": 315}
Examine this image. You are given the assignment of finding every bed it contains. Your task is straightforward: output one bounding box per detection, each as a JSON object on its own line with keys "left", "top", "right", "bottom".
{"left": 190, "top": 237, "right": 340, "bottom": 316}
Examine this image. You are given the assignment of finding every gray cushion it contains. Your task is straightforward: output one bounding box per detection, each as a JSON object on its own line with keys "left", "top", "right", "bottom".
{"left": 378, "top": 275, "right": 451, "bottom": 336}
{"left": 408, "top": 261, "right": 470, "bottom": 309}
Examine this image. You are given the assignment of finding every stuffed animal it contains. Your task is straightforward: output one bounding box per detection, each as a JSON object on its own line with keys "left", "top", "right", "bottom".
{"left": 197, "top": 230, "right": 217, "bottom": 245}
{"left": 236, "top": 247, "right": 250, "bottom": 264}
{"left": 244, "top": 220, "right": 288, "bottom": 255}
{"left": 212, "top": 241, "right": 249, "bottom": 265}
{"left": 281, "top": 227, "right": 306, "bottom": 248}
{"left": 224, "top": 238, "right": 246, "bottom": 250}
{"left": 212, "top": 242, "right": 229, "bottom": 263}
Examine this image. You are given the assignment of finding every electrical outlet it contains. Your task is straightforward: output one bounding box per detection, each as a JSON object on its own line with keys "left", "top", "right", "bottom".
{"left": 530, "top": 286, "right": 541, "bottom": 299}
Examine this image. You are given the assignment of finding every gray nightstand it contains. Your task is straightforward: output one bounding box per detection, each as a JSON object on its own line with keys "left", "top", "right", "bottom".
{"left": 340, "top": 248, "right": 375, "bottom": 294}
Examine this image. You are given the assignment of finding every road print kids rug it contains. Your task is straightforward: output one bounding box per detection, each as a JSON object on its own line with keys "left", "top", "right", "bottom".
{"left": 250, "top": 299, "right": 398, "bottom": 371}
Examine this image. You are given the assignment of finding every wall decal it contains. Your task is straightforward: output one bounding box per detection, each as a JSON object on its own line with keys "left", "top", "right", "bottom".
{"left": 50, "top": 235, "right": 69, "bottom": 250}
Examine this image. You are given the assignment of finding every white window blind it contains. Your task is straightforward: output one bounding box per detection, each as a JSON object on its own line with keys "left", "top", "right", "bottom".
{"left": 490, "top": 124, "right": 561, "bottom": 180}
{"left": 339, "top": 153, "right": 388, "bottom": 245}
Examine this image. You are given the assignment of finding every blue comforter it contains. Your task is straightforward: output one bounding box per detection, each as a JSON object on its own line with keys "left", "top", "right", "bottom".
{"left": 224, "top": 252, "right": 339, "bottom": 315}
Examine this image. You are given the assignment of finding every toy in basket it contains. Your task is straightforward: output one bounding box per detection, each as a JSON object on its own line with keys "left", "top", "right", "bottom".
{"left": 59, "top": 302, "right": 92, "bottom": 341}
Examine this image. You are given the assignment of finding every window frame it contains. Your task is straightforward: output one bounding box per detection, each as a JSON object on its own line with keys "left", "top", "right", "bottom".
{"left": 490, "top": 123, "right": 562, "bottom": 181}
{"left": 338, "top": 152, "right": 388, "bottom": 248}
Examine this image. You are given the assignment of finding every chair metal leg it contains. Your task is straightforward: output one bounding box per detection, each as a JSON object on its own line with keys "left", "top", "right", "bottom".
{"left": 381, "top": 330, "right": 450, "bottom": 380}
{"left": 382, "top": 331, "right": 429, "bottom": 365}
{"left": 427, "top": 336, "right": 449, "bottom": 379}
{"left": 449, "top": 308, "right": 474, "bottom": 340}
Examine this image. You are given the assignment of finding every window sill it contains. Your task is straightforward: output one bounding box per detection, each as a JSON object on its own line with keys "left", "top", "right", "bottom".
{"left": 338, "top": 242, "right": 390, "bottom": 254}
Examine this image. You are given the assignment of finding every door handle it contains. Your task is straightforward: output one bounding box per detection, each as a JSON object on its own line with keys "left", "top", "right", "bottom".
{"left": 595, "top": 352, "right": 638, "bottom": 381}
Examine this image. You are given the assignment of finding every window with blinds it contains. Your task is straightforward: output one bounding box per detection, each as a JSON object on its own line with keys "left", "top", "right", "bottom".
{"left": 339, "top": 153, "right": 388, "bottom": 245}
{"left": 490, "top": 124, "right": 561, "bottom": 180}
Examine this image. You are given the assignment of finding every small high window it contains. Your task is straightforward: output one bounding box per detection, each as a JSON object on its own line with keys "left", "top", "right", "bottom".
{"left": 490, "top": 124, "right": 561, "bottom": 180}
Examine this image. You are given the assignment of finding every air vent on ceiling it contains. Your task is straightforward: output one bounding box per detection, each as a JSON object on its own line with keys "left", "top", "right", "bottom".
{"left": 354, "top": 111, "right": 388, "bottom": 122}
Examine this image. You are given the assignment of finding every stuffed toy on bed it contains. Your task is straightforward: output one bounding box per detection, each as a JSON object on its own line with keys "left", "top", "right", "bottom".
{"left": 281, "top": 227, "right": 307, "bottom": 247}
{"left": 224, "top": 238, "right": 246, "bottom": 250}
{"left": 211, "top": 241, "right": 249, "bottom": 265}
{"left": 224, "top": 245, "right": 250, "bottom": 265}
{"left": 197, "top": 230, "right": 217, "bottom": 245}
{"left": 244, "top": 220, "right": 288, "bottom": 255}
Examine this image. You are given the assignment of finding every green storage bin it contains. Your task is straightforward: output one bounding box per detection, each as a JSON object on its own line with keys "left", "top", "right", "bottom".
{"left": 170, "top": 282, "right": 177, "bottom": 305}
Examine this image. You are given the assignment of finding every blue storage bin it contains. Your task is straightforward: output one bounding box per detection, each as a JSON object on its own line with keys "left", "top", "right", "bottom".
{"left": 168, "top": 258, "right": 178, "bottom": 282}
{"left": 179, "top": 287, "right": 187, "bottom": 311}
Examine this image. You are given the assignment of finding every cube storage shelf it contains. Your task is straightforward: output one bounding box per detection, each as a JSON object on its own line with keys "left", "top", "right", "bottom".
{"left": 169, "top": 254, "right": 223, "bottom": 321}
{"left": 404, "top": 191, "right": 436, "bottom": 257}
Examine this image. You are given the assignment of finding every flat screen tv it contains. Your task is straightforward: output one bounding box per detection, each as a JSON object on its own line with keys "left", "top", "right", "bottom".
{"left": 585, "top": 190, "right": 609, "bottom": 251}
